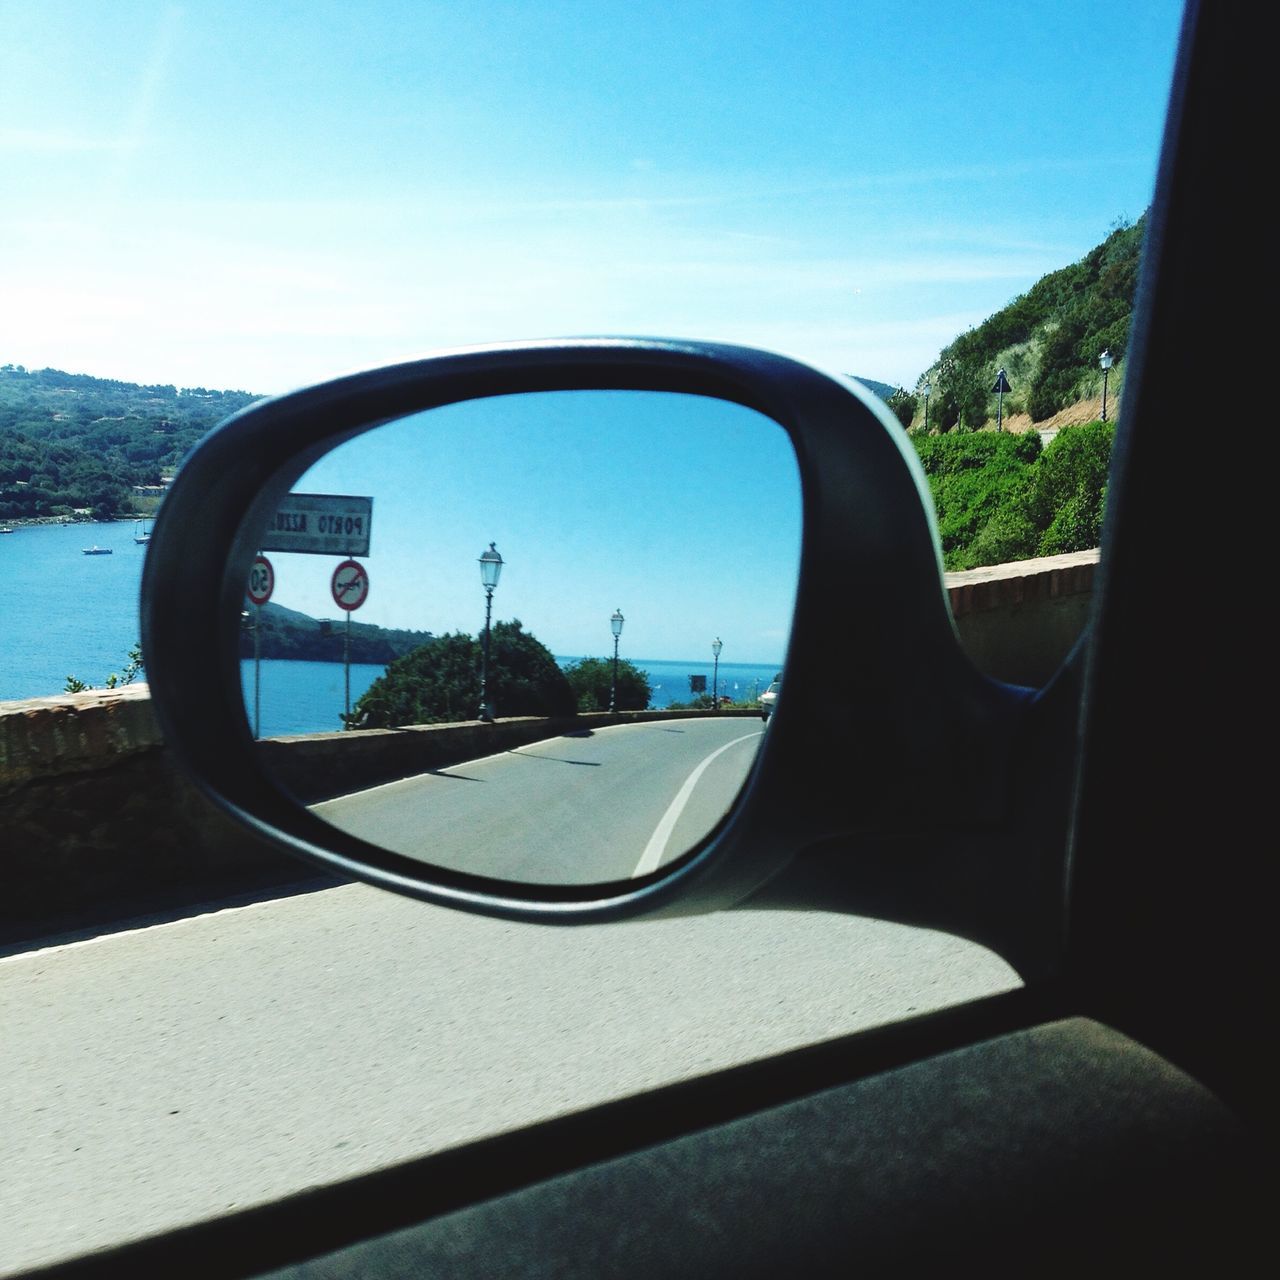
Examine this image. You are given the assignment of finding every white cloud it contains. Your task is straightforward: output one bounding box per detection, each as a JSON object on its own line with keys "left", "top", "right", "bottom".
{"left": 0, "top": 162, "right": 1065, "bottom": 393}
{"left": 0, "top": 128, "right": 140, "bottom": 153}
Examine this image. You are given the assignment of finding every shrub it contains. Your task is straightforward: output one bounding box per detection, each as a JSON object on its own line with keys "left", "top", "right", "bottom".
{"left": 1038, "top": 491, "right": 1104, "bottom": 555}
{"left": 1028, "top": 317, "right": 1087, "bottom": 421}
{"left": 951, "top": 506, "right": 1040, "bottom": 570}
{"left": 909, "top": 422, "right": 1112, "bottom": 570}
{"left": 1028, "top": 420, "right": 1114, "bottom": 554}
{"left": 667, "top": 694, "right": 716, "bottom": 710}
{"left": 887, "top": 388, "right": 917, "bottom": 429}
{"left": 349, "top": 619, "right": 575, "bottom": 728}
{"left": 911, "top": 432, "right": 1040, "bottom": 561}
{"left": 563, "top": 656, "right": 652, "bottom": 711}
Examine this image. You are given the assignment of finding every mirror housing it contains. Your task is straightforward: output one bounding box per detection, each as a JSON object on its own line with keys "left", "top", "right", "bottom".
{"left": 142, "top": 338, "right": 1030, "bottom": 925}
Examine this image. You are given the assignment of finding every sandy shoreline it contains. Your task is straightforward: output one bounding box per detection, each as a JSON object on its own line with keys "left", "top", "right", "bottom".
{"left": 0, "top": 515, "right": 138, "bottom": 530}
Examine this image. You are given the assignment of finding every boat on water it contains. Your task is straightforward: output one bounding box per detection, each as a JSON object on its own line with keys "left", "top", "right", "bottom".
{"left": 0, "top": 527, "right": 13, "bottom": 535}
{"left": 82, "top": 545, "right": 113, "bottom": 555}
{"left": 134, "top": 518, "right": 152, "bottom": 545}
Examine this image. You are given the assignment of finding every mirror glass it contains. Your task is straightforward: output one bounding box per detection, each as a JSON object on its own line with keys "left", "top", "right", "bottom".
{"left": 237, "top": 390, "right": 801, "bottom": 885}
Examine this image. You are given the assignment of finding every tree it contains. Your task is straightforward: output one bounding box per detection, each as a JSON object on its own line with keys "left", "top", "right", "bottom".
{"left": 932, "top": 356, "right": 962, "bottom": 432}
{"left": 348, "top": 619, "right": 575, "bottom": 728}
{"left": 957, "top": 364, "right": 991, "bottom": 431}
{"left": 932, "top": 354, "right": 988, "bottom": 431}
{"left": 1028, "top": 316, "right": 1086, "bottom": 422}
{"left": 563, "top": 656, "right": 652, "bottom": 712}
{"left": 886, "top": 387, "right": 917, "bottom": 429}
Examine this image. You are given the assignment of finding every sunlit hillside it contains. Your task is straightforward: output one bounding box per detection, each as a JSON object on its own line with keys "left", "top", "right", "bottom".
{"left": 879, "top": 216, "right": 1144, "bottom": 435}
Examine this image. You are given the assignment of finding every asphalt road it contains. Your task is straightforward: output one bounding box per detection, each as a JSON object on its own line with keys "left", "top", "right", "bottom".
{"left": 0, "top": 881, "right": 1021, "bottom": 1274}
{"left": 312, "top": 718, "right": 765, "bottom": 883}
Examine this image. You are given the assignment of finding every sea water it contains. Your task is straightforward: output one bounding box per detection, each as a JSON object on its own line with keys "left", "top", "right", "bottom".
{"left": 1, "top": 522, "right": 782, "bottom": 736}
{"left": 0, "top": 522, "right": 150, "bottom": 698}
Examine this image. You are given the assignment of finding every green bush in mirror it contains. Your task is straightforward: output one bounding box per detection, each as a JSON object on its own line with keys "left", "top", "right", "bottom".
{"left": 349, "top": 622, "right": 575, "bottom": 728}
{"left": 563, "top": 657, "right": 651, "bottom": 712}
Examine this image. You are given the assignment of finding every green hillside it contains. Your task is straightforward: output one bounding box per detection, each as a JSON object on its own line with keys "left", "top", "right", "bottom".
{"left": 877, "top": 216, "right": 1144, "bottom": 434}
{"left": 0, "top": 366, "right": 258, "bottom": 520}
{"left": 0, "top": 363, "right": 903, "bottom": 526}
{"left": 240, "top": 596, "right": 435, "bottom": 660}
{"left": 881, "top": 217, "right": 1146, "bottom": 570}
{"left": 852, "top": 376, "right": 897, "bottom": 402}
{"left": 240, "top": 601, "right": 434, "bottom": 665}
{"left": 4, "top": 217, "right": 1145, "bottom": 574}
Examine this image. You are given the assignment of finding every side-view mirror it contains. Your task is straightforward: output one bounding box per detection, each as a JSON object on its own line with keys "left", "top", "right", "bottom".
{"left": 142, "top": 339, "right": 1039, "bottom": 930}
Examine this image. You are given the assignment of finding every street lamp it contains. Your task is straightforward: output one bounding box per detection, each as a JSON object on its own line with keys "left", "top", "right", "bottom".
{"left": 609, "top": 608, "right": 624, "bottom": 712}
{"left": 711, "top": 636, "right": 723, "bottom": 711}
{"left": 477, "top": 542, "right": 503, "bottom": 721}
{"left": 240, "top": 610, "right": 260, "bottom": 739}
{"left": 921, "top": 379, "right": 931, "bottom": 432}
{"left": 1099, "top": 348, "right": 1113, "bottom": 422}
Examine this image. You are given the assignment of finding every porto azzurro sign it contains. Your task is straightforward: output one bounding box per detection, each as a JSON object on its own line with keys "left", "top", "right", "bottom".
{"left": 259, "top": 493, "right": 373, "bottom": 557}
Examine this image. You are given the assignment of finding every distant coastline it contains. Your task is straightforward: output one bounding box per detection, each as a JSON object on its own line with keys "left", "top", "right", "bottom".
{"left": 239, "top": 601, "right": 434, "bottom": 666}
{"left": 1, "top": 516, "right": 134, "bottom": 528}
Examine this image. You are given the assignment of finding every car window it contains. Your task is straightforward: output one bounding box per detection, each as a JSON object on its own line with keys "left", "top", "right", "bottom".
{"left": 0, "top": 2, "right": 1185, "bottom": 1270}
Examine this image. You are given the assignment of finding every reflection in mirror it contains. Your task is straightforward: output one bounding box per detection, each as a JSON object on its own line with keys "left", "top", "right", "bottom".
{"left": 237, "top": 391, "right": 801, "bottom": 887}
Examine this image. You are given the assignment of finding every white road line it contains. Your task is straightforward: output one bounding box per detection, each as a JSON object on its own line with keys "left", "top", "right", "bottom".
{"left": 633, "top": 731, "right": 763, "bottom": 878}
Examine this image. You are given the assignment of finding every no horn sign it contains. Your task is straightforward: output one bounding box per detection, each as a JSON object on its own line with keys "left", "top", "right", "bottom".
{"left": 331, "top": 559, "right": 369, "bottom": 612}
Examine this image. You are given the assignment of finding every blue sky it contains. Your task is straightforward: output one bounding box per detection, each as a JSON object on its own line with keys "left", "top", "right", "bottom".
{"left": 2, "top": 1, "right": 1184, "bottom": 394}
{"left": 260, "top": 391, "right": 802, "bottom": 664}
{"left": 2, "top": 2, "right": 1185, "bottom": 663}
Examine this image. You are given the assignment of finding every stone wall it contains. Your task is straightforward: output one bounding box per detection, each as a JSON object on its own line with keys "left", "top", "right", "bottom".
{"left": 946, "top": 549, "right": 1098, "bottom": 687}
{"left": 0, "top": 687, "right": 324, "bottom": 948}
{"left": 0, "top": 696, "right": 756, "bottom": 947}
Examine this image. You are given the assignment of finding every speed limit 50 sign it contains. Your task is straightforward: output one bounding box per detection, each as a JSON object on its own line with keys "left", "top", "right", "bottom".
{"left": 247, "top": 555, "right": 274, "bottom": 606}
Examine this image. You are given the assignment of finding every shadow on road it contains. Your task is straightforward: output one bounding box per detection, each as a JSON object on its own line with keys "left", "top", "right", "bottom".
{"left": 506, "top": 752, "right": 601, "bottom": 767}
{"left": 0, "top": 872, "right": 344, "bottom": 960}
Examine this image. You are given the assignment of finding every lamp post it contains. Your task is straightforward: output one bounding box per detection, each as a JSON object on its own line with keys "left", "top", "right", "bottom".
{"left": 1099, "top": 348, "right": 1113, "bottom": 422}
{"left": 609, "top": 608, "right": 624, "bottom": 712}
{"left": 240, "top": 610, "right": 259, "bottom": 739}
{"left": 711, "top": 636, "right": 723, "bottom": 711}
{"left": 477, "top": 542, "right": 503, "bottom": 721}
{"left": 921, "top": 379, "right": 931, "bottom": 432}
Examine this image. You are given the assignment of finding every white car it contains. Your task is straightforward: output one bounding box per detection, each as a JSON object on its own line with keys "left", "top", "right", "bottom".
{"left": 760, "top": 677, "right": 781, "bottom": 721}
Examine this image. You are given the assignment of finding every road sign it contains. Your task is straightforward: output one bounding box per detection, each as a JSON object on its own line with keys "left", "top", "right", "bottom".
{"left": 246, "top": 555, "right": 274, "bottom": 606}
{"left": 331, "top": 559, "right": 369, "bottom": 612}
{"left": 260, "top": 494, "right": 373, "bottom": 557}
{"left": 992, "top": 369, "right": 1012, "bottom": 394}
{"left": 689, "top": 674, "right": 707, "bottom": 693}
